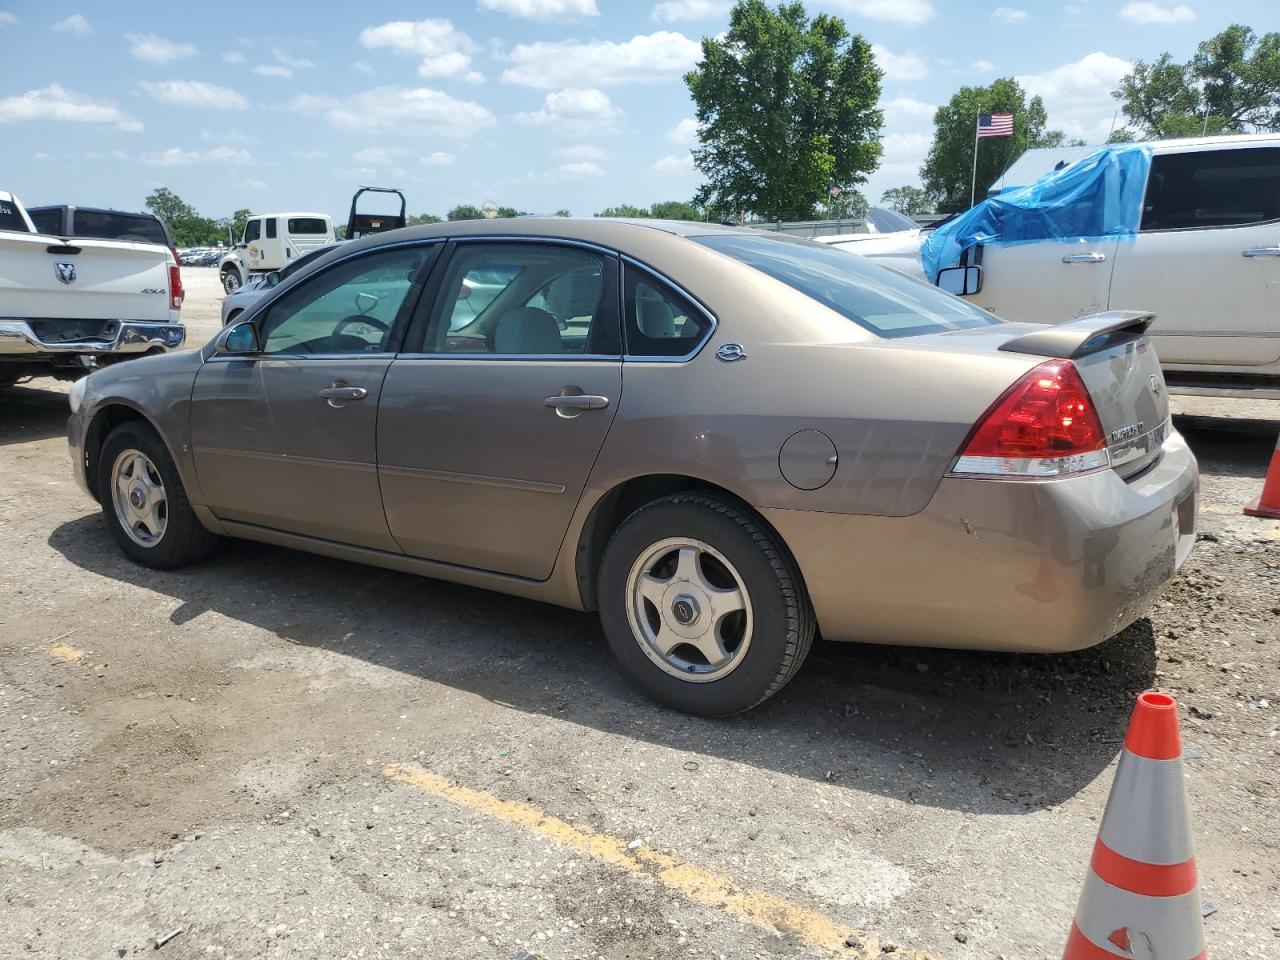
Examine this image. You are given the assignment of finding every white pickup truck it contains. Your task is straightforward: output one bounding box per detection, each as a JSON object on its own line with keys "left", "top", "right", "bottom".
{"left": 0, "top": 190, "right": 185, "bottom": 387}
{"left": 866, "top": 134, "right": 1280, "bottom": 397}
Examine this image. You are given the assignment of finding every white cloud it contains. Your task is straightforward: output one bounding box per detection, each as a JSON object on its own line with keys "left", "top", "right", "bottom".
{"left": 651, "top": 0, "right": 731, "bottom": 20}
{"left": 127, "top": 33, "right": 197, "bottom": 64}
{"left": 140, "top": 145, "right": 252, "bottom": 167}
{"left": 666, "top": 117, "right": 699, "bottom": 145}
{"left": 479, "top": 0, "right": 599, "bottom": 19}
{"left": 291, "top": 86, "right": 496, "bottom": 137}
{"left": 244, "top": 47, "right": 315, "bottom": 79}
{"left": 991, "top": 7, "right": 1028, "bottom": 24}
{"left": 252, "top": 64, "right": 291, "bottom": 78}
{"left": 883, "top": 96, "right": 935, "bottom": 119}
{"left": 243, "top": 178, "right": 268, "bottom": 190}
{"left": 827, "top": 0, "right": 934, "bottom": 26}
{"left": 502, "top": 31, "right": 700, "bottom": 88}
{"left": 652, "top": 154, "right": 694, "bottom": 174}
{"left": 423, "top": 151, "right": 457, "bottom": 166}
{"left": 353, "top": 60, "right": 374, "bottom": 75}
{"left": 200, "top": 129, "right": 258, "bottom": 144}
{"left": 0, "top": 84, "right": 142, "bottom": 131}
{"left": 222, "top": 50, "right": 245, "bottom": 64}
{"left": 971, "top": 59, "right": 997, "bottom": 73}
{"left": 111, "top": 149, "right": 129, "bottom": 160}
{"left": 1118, "top": 2, "right": 1195, "bottom": 24}
{"left": 292, "top": 149, "right": 327, "bottom": 160}
{"left": 359, "top": 19, "right": 481, "bottom": 82}
{"left": 516, "top": 87, "right": 623, "bottom": 136}
{"left": 1019, "top": 51, "right": 1132, "bottom": 141}
{"left": 524, "top": 161, "right": 605, "bottom": 182}
{"left": 872, "top": 44, "right": 929, "bottom": 82}
{"left": 54, "top": 14, "right": 91, "bottom": 34}
{"left": 555, "top": 144, "right": 606, "bottom": 160}
{"left": 272, "top": 47, "right": 314, "bottom": 70}
{"left": 141, "top": 80, "right": 249, "bottom": 110}
{"left": 353, "top": 146, "right": 410, "bottom": 165}
{"left": 0, "top": 11, "right": 18, "bottom": 26}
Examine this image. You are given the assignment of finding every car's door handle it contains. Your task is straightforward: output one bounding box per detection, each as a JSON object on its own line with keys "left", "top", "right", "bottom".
{"left": 1061, "top": 252, "right": 1107, "bottom": 263}
{"left": 1242, "top": 246, "right": 1280, "bottom": 258}
{"left": 544, "top": 394, "right": 610, "bottom": 411}
{"left": 319, "top": 384, "right": 368, "bottom": 405}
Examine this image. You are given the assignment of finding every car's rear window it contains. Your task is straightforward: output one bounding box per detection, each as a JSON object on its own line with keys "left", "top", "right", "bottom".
{"left": 287, "top": 217, "right": 329, "bottom": 235}
{"left": 73, "top": 210, "right": 169, "bottom": 246}
{"left": 27, "top": 208, "right": 62, "bottom": 235}
{"left": 693, "top": 233, "right": 1000, "bottom": 338}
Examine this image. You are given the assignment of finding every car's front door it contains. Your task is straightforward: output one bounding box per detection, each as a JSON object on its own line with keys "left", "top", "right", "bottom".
{"left": 190, "top": 243, "right": 437, "bottom": 550}
{"left": 1108, "top": 145, "right": 1280, "bottom": 367}
{"left": 377, "top": 240, "right": 622, "bottom": 580}
{"left": 968, "top": 235, "right": 1120, "bottom": 324}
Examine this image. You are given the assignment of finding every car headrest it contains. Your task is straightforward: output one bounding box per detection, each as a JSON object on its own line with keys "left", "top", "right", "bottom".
{"left": 637, "top": 295, "right": 676, "bottom": 338}
{"left": 494, "top": 307, "right": 562, "bottom": 355}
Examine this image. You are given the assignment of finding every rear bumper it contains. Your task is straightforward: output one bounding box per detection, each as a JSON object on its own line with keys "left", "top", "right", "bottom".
{"left": 0, "top": 320, "right": 185, "bottom": 357}
{"left": 764, "top": 430, "right": 1198, "bottom": 653}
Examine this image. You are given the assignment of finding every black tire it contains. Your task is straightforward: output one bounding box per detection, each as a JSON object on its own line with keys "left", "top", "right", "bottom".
{"left": 221, "top": 269, "right": 241, "bottom": 294}
{"left": 97, "top": 422, "right": 218, "bottom": 569}
{"left": 598, "top": 493, "right": 815, "bottom": 716}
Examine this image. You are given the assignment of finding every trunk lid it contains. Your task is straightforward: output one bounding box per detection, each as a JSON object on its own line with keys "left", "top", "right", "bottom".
{"left": 0, "top": 231, "right": 174, "bottom": 323}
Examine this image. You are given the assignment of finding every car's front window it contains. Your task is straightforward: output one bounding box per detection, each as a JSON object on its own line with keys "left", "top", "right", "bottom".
{"left": 693, "top": 233, "right": 1000, "bottom": 338}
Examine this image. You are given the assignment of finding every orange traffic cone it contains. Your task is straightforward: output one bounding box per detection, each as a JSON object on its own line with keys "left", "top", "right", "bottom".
{"left": 1243, "top": 427, "right": 1280, "bottom": 519}
{"left": 1061, "top": 691, "right": 1206, "bottom": 960}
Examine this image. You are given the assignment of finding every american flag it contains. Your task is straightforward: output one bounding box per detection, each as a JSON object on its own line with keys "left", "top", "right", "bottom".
{"left": 977, "top": 112, "right": 1014, "bottom": 138}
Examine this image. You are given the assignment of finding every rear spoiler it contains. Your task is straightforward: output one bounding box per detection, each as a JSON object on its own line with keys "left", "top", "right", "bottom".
{"left": 998, "top": 310, "right": 1153, "bottom": 360}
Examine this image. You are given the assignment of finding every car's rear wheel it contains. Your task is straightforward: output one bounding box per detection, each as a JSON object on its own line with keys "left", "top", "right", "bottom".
{"left": 598, "top": 493, "right": 814, "bottom": 716}
{"left": 98, "top": 423, "right": 218, "bottom": 569}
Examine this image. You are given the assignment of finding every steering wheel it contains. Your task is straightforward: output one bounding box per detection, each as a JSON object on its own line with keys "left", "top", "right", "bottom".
{"left": 333, "top": 314, "right": 390, "bottom": 338}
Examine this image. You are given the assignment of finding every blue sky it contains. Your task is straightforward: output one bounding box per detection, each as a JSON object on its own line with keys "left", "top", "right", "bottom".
{"left": 0, "top": 0, "right": 1273, "bottom": 221}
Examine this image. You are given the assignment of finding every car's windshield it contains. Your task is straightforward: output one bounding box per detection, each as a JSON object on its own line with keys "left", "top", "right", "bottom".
{"left": 693, "top": 233, "right": 1000, "bottom": 338}
{"left": 865, "top": 207, "right": 917, "bottom": 233}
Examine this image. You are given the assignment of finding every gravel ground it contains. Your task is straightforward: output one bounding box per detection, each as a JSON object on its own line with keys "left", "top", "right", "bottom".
{"left": 0, "top": 267, "right": 1277, "bottom": 959}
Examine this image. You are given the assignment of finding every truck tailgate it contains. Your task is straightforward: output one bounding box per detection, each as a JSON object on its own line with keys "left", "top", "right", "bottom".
{"left": 0, "top": 231, "right": 173, "bottom": 323}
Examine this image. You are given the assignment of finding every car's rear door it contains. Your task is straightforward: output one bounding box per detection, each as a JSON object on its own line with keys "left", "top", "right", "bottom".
{"left": 1108, "top": 144, "right": 1280, "bottom": 367}
{"left": 190, "top": 242, "right": 438, "bottom": 550}
{"left": 377, "top": 239, "right": 622, "bottom": 580}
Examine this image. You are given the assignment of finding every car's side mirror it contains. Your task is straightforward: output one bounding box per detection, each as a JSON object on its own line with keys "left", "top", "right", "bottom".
{"left": 936, "top": 264, "right": 983, "bottom": 296}
{"left": 222, "top": 320, "right": 260, "bottom": 355}
{"left": 264, "top": 271, "right": 281, "bottom": 287}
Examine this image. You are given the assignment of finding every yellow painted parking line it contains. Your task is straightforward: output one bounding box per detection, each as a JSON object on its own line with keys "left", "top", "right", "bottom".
{"left": 384, "top": 763, "right": 936, "bottom": 960}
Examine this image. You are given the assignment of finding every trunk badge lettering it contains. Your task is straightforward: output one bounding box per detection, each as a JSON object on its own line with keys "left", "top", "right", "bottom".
{"left": 1111, "top": 422, "right": 1144, "bottom": 443}
{"left": 54, "top": 262, "right": 76, "bottom": 284}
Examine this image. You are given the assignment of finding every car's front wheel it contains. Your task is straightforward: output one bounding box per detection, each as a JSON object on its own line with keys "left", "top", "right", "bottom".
{"left": 222, "top": 270, "right": 241, "bottom": 294}
{"left": 598, "top": 493, "right": 814, "bottom": 716}
{"left": 98, "top": 422, "right": 218, "bottom": 569}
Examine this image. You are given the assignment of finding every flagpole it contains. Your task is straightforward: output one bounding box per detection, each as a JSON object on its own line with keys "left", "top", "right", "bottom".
{"left": 970, "top": 111, "right": 981, "bottom": 209}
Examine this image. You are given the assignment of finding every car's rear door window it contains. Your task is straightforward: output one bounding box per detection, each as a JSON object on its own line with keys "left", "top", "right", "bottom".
{"left": 423, "top": 243, "right": 620, "bottom": 356}
{"left": 72, "top": 210, "right": 170, "bottom": 246}
{"left": 1140, "top": 147, "right": 1280, "bottom": 231}
{"left": 694, "top": 233, "right": 1000, "bottom": 338}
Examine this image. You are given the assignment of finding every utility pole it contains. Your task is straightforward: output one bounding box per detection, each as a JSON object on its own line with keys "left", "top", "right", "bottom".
{"left": 970, "top": 111, "right": 981, "bottom": 209}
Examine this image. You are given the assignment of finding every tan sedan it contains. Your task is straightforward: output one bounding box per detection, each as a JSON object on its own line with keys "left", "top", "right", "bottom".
{"left": 67, "top": 218, "right": 1197, "bottom": 715}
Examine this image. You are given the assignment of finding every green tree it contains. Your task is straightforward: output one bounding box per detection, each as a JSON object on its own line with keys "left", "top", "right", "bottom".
{"left": 407, "top": 213, "right": 443, "bottom": 225}
{"left": 879, "top": 186, "right": 933, "bottom": 217}
{"left": 553, "top": 208, "right": 572, "bottom": 217}
{"left": 1030, "top": 130, "right": 1087, "bottom": 148}
{"left": 495, "top": 206, "right": 529, "bottom": 218}
{"left": 215, "top": 208, "right": 253, "bottom": 245}
{"left": 447, "top": 204, "right": 484, "bottom": 221}
{"left": 921, "top": 78, "right": 1049, "bottom": 213}
{"left": 1106, "top": 128, "right": 1138, "bottom": 144}
{"left": 144, "top": 187, "right": 196, "bottom": 226}
{"left": 143, "top": 187, "right": 228, "bottom": 245}
{"left": 649, "top": 200, "right": 704, "bottom": 220}
{"left": 1114, "top": 25, "right": 1280, "bottom": 137}
{"left": 686, "top": 0, "right": 883, "bottom": 221}
{"left": 826, "top": 188, "right": 866, "bottom": 219}
{"left": 596, "top": 204, "right": 652, "bottom": 218}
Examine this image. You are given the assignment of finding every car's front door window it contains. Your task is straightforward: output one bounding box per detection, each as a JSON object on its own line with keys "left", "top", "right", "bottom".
{"left": 259, "top": 247, "right": 429, "bottom": 355}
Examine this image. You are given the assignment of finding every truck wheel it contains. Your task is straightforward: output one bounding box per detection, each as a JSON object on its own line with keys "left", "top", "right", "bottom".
{"left": 98, "top": 422, "right": 218, "bottom": 569}
{"left": 222, "top": 270, "right": 241, "bottom": 294}
{"left": 597, "top": 493, "right": 815, "bottom": 716}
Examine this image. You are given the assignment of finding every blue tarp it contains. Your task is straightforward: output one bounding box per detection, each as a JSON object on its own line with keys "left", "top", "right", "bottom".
{"left": 919, "top": 143, "right": 1153, "bottom": 282}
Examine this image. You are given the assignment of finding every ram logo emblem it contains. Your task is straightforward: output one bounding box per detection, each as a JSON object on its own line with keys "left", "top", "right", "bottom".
{"left": 54, "top": 262, "right": 76, "bottom": 284}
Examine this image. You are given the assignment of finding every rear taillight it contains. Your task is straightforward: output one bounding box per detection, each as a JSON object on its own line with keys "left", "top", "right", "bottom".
{"left": 950, "top": 359, "right": 1109, "bottom": 478}
{"left": 168, "top": 262, "right": 184, "bottom": 310}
